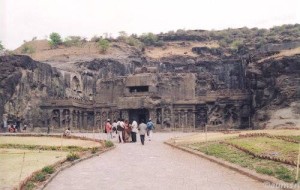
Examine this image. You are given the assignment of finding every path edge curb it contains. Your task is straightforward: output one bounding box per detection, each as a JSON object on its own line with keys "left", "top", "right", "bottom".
{"left": 39, "top": 146, "right": 115, "bottom": 190}
{"left": 164, "top": 141, "right": 295, "bottom": 190}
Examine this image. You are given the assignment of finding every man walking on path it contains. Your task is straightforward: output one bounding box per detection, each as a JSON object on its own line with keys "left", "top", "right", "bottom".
{"left": 131, "top": 120, "right": 138, "bottom": 142}
{"left": 117, "top": 119, "right": 124, "bottom": 143}
{"left": 138, "top": 120, "right": 147, "bottom": 145}
{"left": 146, "top": 119, "right": 154, "bottom": 141}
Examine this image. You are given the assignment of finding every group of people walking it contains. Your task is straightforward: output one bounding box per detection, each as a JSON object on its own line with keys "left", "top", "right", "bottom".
{"left": 105, "top": 118, "right": 154, "bottom": 145}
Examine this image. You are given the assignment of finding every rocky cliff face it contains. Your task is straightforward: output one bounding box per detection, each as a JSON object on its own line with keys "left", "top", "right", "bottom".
{"left": 1, "top": 25, "right": 300, "bottom": 130}
{"left": 0, "top": 55, "right": 60, "bottom": 127}
{"left": 246, "top": 55, "right": 300, "bottom": 128}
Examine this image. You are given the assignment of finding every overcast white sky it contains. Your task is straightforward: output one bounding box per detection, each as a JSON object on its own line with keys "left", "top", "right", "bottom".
{"left": 1, "top": 0, "right": 299, "bottom": 50}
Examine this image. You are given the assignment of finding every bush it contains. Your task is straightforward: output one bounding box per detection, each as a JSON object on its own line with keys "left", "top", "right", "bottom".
{"left": 24, "top": 181, "right": 35, "bottom": 190}
{"left": 91, "top": 147, "right": 99, "bottom": 154}
{"left": 0, "top": 41, "right": 4, "bottom": 50}
{"left": 42, "top": 166, "right": 55, "bottom": 174}
{"left": 64, "top": 36, "right": 82, "bottom": 47}
{"left": 105, "top": 140, "right": 114, "bottom": 148}
{"left": 90, "top": 35, "right": 101, "bottom": 42}
{"left": 117, "top": 31, "right": 128, "bottom": 42}
{"left": 49, "top": 32, "right": 62, "bottom": 48}
{"left": 139, "top": 33, "right": 158, "bottom": 46}
{"left": 230, "top": 40, "right": 244, "bottom": 51}
{"left": 97, "top": 39, "right": 110, "bottom": 53}
{"left": 21, "top": 44, "right": 35, "bottom": 54}
{"left": 67, "top": 152, "right": 80, "bottom": 161}
{"left": 127, "top": 36, "right": 143, "bottom": 48}
{"left": 34, "top": 172, "right": 46, "bottom": 182}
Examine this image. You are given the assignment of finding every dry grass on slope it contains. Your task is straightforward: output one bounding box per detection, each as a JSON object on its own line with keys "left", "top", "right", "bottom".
{"left": 145, "top": 41, "right": 219, "bottom": 59}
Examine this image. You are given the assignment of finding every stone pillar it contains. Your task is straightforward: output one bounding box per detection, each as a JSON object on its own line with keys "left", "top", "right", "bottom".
{"left": 161, "top": 108, "right": 164, "bottom": 129}
{"left": 79, "top": 111, "right": 83, "bottom": 130}
{"left": 69, "top": 109, "right": 73, "bottom": 128}
{"left": 193, "top": 110, "right": 196, "bottom": 131}
{"left": 185, "top": 110, "right": 188, "bottom": 129}
{"left": 59, "top": 109, "right": 63, "bottom": 128}
{"left": 93, "top": 110, "right": 97, "bottom": 129}
{"left": 83, "top": 112, "right": 88, "bottom": 129}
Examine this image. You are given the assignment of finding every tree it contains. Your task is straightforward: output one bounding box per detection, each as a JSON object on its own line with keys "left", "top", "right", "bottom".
{"left": 140, "top": 33, "right": 158, "bottom": 46}
{"left": 118, "top": 31, "right": 128, "bottom": 42}
{"left": 0, "top": 41, "right": 4, "bottom": 50}
{"left": 97, "top": 39, "right": 110, "bottom": 53}
{"left": 49, "top": 32, "right": 62, "bottom": 47}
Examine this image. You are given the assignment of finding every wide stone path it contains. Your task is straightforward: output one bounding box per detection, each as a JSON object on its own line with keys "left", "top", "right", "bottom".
{"left": 45, "top": 133, "right": 272, "bottom": 190}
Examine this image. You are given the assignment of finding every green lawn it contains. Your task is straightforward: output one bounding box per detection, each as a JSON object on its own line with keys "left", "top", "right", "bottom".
{"left": 186, "top": 141, "right": 296, "bottom": 182}
{"left": 0, "top": 136, "right": 106, "bottom": 189}
{"left": 0, "top": 136, "right": 101, "bottom": 148}
{"left": 227, "top": 136, "right": 298, "bottom": 162}
{"left": 0, "top": 149, "right": 68, "bottom": 189}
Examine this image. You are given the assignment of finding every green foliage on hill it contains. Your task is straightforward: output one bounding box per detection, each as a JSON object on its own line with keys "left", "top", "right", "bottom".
{"left": 0, "top": 41, "right": 4, "bottom": 50}
{"left": 21, "top": 44, "right": 35, "bottom": 54}
{"left": 97, "top": 39, "right": 110, "bottom": 53}
{"left": 49, "top": 32, "right": 62, "bottom": 48}
{"left": 64, "top": 36, "right": 83, "bottom": 47}
{"left": 139, "top": 33, "right": 158, "bottom": 46}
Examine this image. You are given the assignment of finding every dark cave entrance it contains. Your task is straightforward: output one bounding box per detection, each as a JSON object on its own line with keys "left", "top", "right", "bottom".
{"left": 129, "top": 109, "right": 149, "bottom": 124}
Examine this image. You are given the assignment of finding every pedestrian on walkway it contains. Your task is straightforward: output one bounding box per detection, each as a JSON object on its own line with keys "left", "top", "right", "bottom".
{"left": 105, "top": 119, "right": 112, "bottom": 139}
{"left": 146, "top": 119, "right": 154, "bottom": 141}
{"left": 112, "top": 119, "right": 117, "bottom": 137}
{"left": 138, "top": 119, "right": 147, "bottom": 145}
{"left": 117, "top": 119, "right": 124, "bottom": 143}
{"left": 131, "top": 120, "right": 138, "bottom": 142}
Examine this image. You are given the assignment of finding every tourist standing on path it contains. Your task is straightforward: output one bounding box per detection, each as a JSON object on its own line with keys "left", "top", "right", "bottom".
{"left": 105, "top": 119, "right": 112, "bottom": 139}
{"left": 117, "top": 119, "right": 124, "bottom": 143}
{"left": 146, "top": 119, "right": 154, "bottom": 141}
{"left": 138, "top": 120, "right": 147, "bottom": 145}
{"left": 112, "top": 120, "right": 117, "bottom": 137}
{"left": 131, "top": 120, "right": 138, "bottom": 142}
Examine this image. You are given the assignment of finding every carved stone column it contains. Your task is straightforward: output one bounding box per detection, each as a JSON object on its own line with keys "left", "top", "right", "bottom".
{"left": 69, "top": 109, "right": 73, "bottom": 128}
{"left": 83, "top": 112, "right": 88, "bottom": 129}
{"left": 79, "top": 111, "right": 83, "bottom": 130}
{"left": 59, "top": 109, "right": 63, "bottom": 128}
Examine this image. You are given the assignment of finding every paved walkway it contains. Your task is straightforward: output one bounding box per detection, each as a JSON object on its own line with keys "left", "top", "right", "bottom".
{"left": 45, "top": 133, "right": 272, "bottom": 190}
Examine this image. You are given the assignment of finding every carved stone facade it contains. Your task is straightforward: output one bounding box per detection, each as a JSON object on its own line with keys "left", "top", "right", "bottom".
{"left": 40, "top": 61, "right": 251, "bottom": 131}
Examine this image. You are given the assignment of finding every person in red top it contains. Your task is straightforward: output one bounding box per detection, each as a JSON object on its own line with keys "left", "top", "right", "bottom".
{"left": 105, "top": 119, "right": 112, "bottom": 139}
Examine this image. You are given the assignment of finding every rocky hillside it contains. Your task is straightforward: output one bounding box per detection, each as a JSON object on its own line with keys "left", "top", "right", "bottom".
{"left": 1, "top": 24, "right": 300, "bottom": 129}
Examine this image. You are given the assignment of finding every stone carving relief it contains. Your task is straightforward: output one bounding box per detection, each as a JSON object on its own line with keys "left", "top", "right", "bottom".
{"left": 62, "top": 109, "right": 70, "bottom": 128}
{"left": 163, "top": 107, "right": 171, "bottom": 128}
{"left": 51, "top": 109, "right": 60, "bottom": 128}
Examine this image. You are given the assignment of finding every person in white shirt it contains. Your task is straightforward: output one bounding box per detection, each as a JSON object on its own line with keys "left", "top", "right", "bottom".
{"left": 131, "top": 120, "right": 138, "bottom": 142}
{"left": 117, "top": 119, "right": 124, "bottom": 143}
{"left": 138, "top": 120, "right": 147, "bottom": 145}
{"left": 112, "top": 120, "right": 118, "bottom": 137}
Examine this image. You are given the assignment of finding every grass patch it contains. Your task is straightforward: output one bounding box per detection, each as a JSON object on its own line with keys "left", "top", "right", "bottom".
{"left": 105, "top": 140, "right": 114, "bottom": 148}
{"left": 274, "top": 166, "right": 294, "bottom": 182}
{"left": 227, "top": 136, "right": 298, "bottom": 162}
{"left": 0, "top": 136, "right": 101, "bottom": 148}
{"left": 186, "top": 141, "right": 297, "bottom": 182}
{"left": 67, "top": 152, "right": 80, "bottom": 161}
{"left": 42, "top": 166, "right": 55, "bottom": 174}
{"left": 0, "top": 144, "right": 89, "bottom": 152}
{"left": 24, "top": 181, "right": 35, "bottom": 190}
{"left": 33, "top": 172, "right": 46, "bottom": 182}
{"left": 91, "top": 147, "right": 99, "bottom": 154}
{"left": 255, "top": 167, "right": 274, "bottom": 175}
{"left": 286, "top": 136, "right": 300, "bottom": 142}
